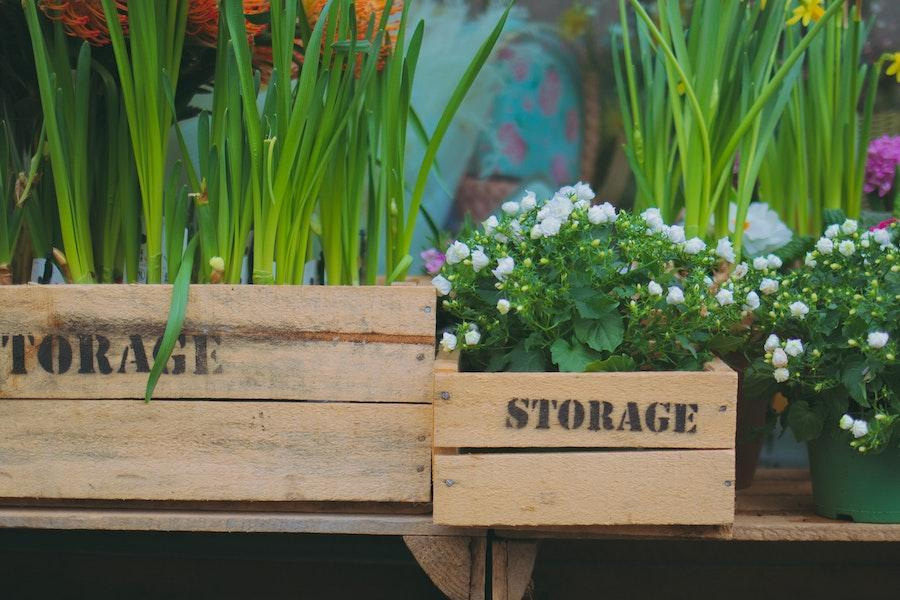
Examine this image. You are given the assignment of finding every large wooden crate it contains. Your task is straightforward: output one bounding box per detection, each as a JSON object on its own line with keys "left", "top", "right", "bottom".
{"left": 0, "top": 285, "right": 435, "bottom": 504}
{"left": 432, "top": 357, "right": 738, "bottom": 527}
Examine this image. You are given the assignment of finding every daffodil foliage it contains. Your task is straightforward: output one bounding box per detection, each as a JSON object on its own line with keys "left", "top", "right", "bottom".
{"left": 751, "top": 216, "right": 900, "bottom": 454}
{"left": 434, "top": 184, "right": 780, "bottom": 374}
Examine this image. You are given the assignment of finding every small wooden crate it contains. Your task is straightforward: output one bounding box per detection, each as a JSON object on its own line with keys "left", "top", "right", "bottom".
{"left": 0, "top": 284, "right": 435, "bottom": 504}
{"left": 432, "top": 356, "right": 738, "bottom": 527}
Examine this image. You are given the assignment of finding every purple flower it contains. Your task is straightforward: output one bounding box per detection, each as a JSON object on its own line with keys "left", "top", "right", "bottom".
{"left": 421, "top": 248, "right": 446, "bottom": 275}
{"left": 864, "top": 135, "right": 900, "bottom": 198}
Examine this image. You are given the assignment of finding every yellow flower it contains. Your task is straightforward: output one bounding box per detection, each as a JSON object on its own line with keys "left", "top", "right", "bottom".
{"left": 786, "top": 0, "right": 824, "bottom": 27}
{"left": 887, "top": 52, "right": 900, "bottom": 83}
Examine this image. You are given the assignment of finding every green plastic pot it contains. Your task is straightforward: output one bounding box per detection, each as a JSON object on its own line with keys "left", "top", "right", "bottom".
{"left": 807, "top": 432, "right": 900, "bottom": 523}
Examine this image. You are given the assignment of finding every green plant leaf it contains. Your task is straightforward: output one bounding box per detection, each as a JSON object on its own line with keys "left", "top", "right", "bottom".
{"left": 550, "top": 338, "right": 596, "bottom": 373}
{"left": 585, "top": 355, "right": 637, "bottom": 372}
{"left": 841, "top": 357, "right": 870, "bottom": 406}
{"left": 786, "top": 400, "right": 825, "bottom": 443}
{"left": 574, "top": 314, "right": 624, "bottom": 353}
{"left": 507, "top": 343, "right": 548, "bottom": 372}
{"left": 145, "top": 235, "right": 199, "bottom": 403}
{"left": 571, "top": 287, "right": 618, "bottom": 320}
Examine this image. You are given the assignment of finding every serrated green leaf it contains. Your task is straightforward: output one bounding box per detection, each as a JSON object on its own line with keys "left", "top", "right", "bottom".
{"left": 507, "top": 343, "right": 548, "bottom": 372}
{"left": 574, "top": 314, "right": 624, "bottom": 353}
{"left": 550, "top": 338, "right": 597, "bottom": 372}
{"left": 570, "top": 287, "right": 618, "bottom": 320}
{"left": 585, "top": 355, "right": 636, "bottom": 372}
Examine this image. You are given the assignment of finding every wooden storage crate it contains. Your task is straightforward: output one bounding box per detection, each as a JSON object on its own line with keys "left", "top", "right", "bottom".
{"left": 432, "top": 356, "right": 738, "bottom": 527}
{"left": 0, "top": 284, "right": 435, "bottom": 504}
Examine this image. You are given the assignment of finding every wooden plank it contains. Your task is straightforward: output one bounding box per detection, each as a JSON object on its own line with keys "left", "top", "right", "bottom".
{"left": 0, "top": 400, "right": 431, "bottom": 503}
{"left": 0, "top": 507, "right": 480, "bottom": 537}
{"left": 433, "top": 450, "right": 735, "bottom": 527}
{"left": 434, "top": 364, "right": 736, "bottom": 449}
{"left": 404, "top": 536, "right": 487, "bottom": 600}
{"left": 491, "top": 540, "right": 538, "bottom": 600}
{"left": 0, "top": 285, "right": 435, "bottom": 402}
{"left": 733, "top": 513, "right": 900, "bottom": 542}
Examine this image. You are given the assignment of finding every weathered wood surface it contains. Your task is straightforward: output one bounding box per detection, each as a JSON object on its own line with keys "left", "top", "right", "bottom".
{"left": 434, "top": 360, "right": 736, "bottom": 449}
{"left": 0, "top": 400, "right": 431, "bottom": 503}
{"left": 404, "top": 536, "right": 487, "bottom": 600}
{"left": 0, "top": 285, "right": 435, "bottom": 402}
{"left": 433, "top": 450, "right": 735, "bottom": 527}
{"left": 491, "top": 540, "right": 538, "bottom": 600}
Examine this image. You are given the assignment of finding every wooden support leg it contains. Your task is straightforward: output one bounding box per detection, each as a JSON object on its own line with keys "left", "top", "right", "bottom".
{"left": 403, "top": 535, "right": 487, "bottom": 600}
{"left": 491, "top": 540, "right": 539, "bottom": 600}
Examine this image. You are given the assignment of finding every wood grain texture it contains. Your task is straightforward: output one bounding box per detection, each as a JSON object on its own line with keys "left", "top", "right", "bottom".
{"left": 491, "top": 540, "right": 538, "bottom": 600}
{"left": 0, "top": 400, "right": 431, "bottom": 502}
{"left": 433, "top": 450, "right": 735, "bottom": 527}
{"left": 0, "top": 285, "right": 435, "bottom": 402}
{"left": 434, "top": 362, "right": 737, "bottom": 449}
{"left": 404, "top": 536, "right": 487, "bottom": 600}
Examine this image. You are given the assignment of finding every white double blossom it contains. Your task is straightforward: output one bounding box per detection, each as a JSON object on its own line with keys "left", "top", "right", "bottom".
{"left": 824, "top": 224, "right": 840, "bottom": 239}
{"left": 733, "top": 263, "right": 749, "bottom": 280}
{"left": 841, "top": 219, "right": 858, "bottom": 235}
{"left": 641, "top": 208, "right": 666, "bottom": 233}
{"left": 539, "top": 217, "right": 562, "bottom": 237}
{"left": 530, "top": 225, "right": 542, "bottom": 240}
{"left": 483, "top": 215, "right": 499, "bottom": 236}
{"left": 497, "top": 299, "right": 511, "bottom": 315}
{"left": 666, "top": 286, "right": 685, "bottom": 305}
{"left": 573, "top": 181, "right": 596, "bottom": 202}
{"left": 464, "top": 326, "right": 481, "bottom": 346}
{"left": 838, "top": 240, "right": 856, "bottom": 257}
{"left": 502, "top": 201, "right": 520, "bottom": 216}
{"left": 445, "top": 241, "right": 470, "bottom": 265}
{"left": 744, "top": 291, "right": 760, "bottom": 310}
{"left": 784, "top": 339, "right": 804, "bottom": 357}
{"left": 683, "top": 237, "right": 706, "bottom": 255}
{"left": 805, "top": 252, "right": 817, "bottom": 267}
{"left": 520, "top": 190, "right": 537, "bottom": 212}
{"left": 492, "top": 257, "right": 515, "bottom": 281}
{"left": 760, "top": 278, "right": 779, "bottom": 295}
{"left": 766, "top": 254, "right": 783, "bottom": 269}
{"left": 764, "top": 334, "right": 780, "bottom": 353}
{"left": 868, "top": 331, "right": 890, "bottom": 349}
{"left": 588, "top": 203, "right": 617, "bottom": 225}
{"left": 471, "top": 248, "right": 489, "bottom": 272}
{"left": 872, "top": 228, "right": 893, "bottom": 248}
{"left": 432, "top": 275, "right": 452, "bottom": 296}
{"left": 789, "top": 301, "right": 809, "bottom": 319}
{"left": 851, "top": 419, "right": 869, "bottom": 439}
{"left": 440, "top": 331, "right": 458, "bottom": 352}
{"left": 816, "top": 237, "right": 834, "bottom": 255}
{"left": 773, "top": 368, "right": 790, "bottom": 383}
{"left": 839, "top": 414, "right": 855, "bottom": 431}
{"left": 716, "top": 238, "right": 736, "bottom": 263}
{"left": 772, "top": 348, "right": 789, "bottom": 368}
{"left": 667, "top": 225, "right": 686, "bottom": 244}
{"left": 753, "top": 256, "right": 769, "bottom": 271}
{"left": 715, "top": 289, "right": 735, "bottom": 306}
{"left": 647, "top": 281, "right": 663, "bottom": 296}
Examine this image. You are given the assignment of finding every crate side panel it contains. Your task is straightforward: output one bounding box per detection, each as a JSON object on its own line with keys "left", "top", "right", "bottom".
{"left": 0, "top": 400, "right": 432, "bottom": 503}
{"left": 434, "top": 370, "right": 736, "bottom": 449}
{"left": 433, "top": 450, "right": 735, "bottom": 527}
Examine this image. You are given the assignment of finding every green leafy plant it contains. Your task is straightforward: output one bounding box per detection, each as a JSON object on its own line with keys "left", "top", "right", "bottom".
{"left": 751, "top": 216, "right": 899, "bottom": 453}
{"left": 434, "top": 184, "right": 775, "bottom": 373}
{"left": 613, "top": 0, "right": 844, "bottom": 259}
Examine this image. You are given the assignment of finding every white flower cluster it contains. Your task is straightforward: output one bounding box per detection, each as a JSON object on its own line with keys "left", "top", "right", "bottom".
{"left": 439, "top": 323, "right": 482, "bottom": 352}
{"left": 638, "top": 208, "right": 736, "bottom": 264}
{"left": 839, "top": 414, "right": 869, "bottom": 440}
{"left": 764, "top": 334, "right": 805, "bottom": 382}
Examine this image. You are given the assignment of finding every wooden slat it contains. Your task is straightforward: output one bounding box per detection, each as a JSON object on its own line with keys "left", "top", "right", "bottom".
{"left": 434, "top": 364, "right": 736, "bottom": 449}
{"left": 0, "top": 400, "right": 431, "bottom": 503}
{"left": 433, "top": 450, "right": 735, "bottom": 527}
{"left": 0, "top": 285, "right": 435, "bottom": 402}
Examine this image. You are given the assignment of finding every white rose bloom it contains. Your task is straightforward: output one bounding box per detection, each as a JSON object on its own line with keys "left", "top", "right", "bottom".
{"left": 744, "top": 291, "right": 760, "bottom": 310}
{"left": 641, "top": 208, "right": 666, "bottom": 233}
{"left": 501, "top": 201, "right": 520, "bottom": 216}
{"left": 483, "top": 215, "right": 499, "bottom": 236}
{"left": 838, "top": 240, "right": 855, "bottom": 257}
{"left": 520, "top": 191, "right": 537, "bottom": 212}
{"left": 860, "top": 235, "right": 871, "bottom": 249}
{"left": 432, "top": 275, "right": 452, "bottom": 296}
{"left": 539, "top": 217, "right": 563, "bottom": 237}
{"left": 789, "top": 301, "right": 809, "bottom": 319}
{"left": 588, "top": 203, "right": 617, "bottom": 225}
{"left": 839, "top": 414, "right": 855, "bottom": 431}
{"left": 753, "top": 256, "right": 769, "bottom": 271}
{"left": 667, "top": 225, "right": 686, "bottom": 244}
{"left": 546, "top": 195, "right": 574, "bottom": 220}
{"left": 816, "top": 237, "right": 834, "bottom": 254}
{"left": 771, "top": 348, "right": 789, "bottom": 368}
{"left": 557, "top": 185, "right": 576, "bottom": 198}
{"left": 851, "top": 419, "right": 869, "bottom": 439}
{"left": 867, "top": 331, "right": 889, "bottom": 349}
{"left": 666, "top": 286, "right": 685, "bottom": 305}
{"left": 715, "top": 289, "right": 735, "bottom": 306}
{"left": 841, "top": 219, "right": 858, "bottom": 235}
{"left": 439, "top": 332, "right": 458, "bottom": 352}
{"left": 764, "top": 334, "right": 781, "bottom": 353}
{"left": 464, "top": 328, "right": 481, "bottom": 346}
{"left": 733, "top": 262, "right": 749, "bottom": 280}
{"left": 872, "top": 228, "right": 892, "bottom": 248}
{"left": 471, "top": 248, "right": 489, "bottom": 272}
{"left": 573, "top": 181, "right": 596, "bottom": 202}
{"left": 784, "top": 339, "right": 804, "bottom": 357}
{"left": 574, "top": 199, "right": 590, "bottom": 210}
{"left": 824, "top": 224, "right": 840, "bottom": 239}
{"left": 530, "top": 225, "right": 543, "bottom": 240}
{"left": 727, "top": 202, "right": 793, "bottom": 257}
{"left": 716, "top": 238, "right": 736, "bottom": 263}
{"left": 773, "top": 368, "right": 790, "bottom": 383}
{"left": 683, "top": 237, "right": 706, "bottom": 255}
{"left": 445, "top": 241, "right": 470, "bottom": 265}
{"left": 759, "top": 278, "right": 779, "bottom": 295}
{"left": 647, "top": 281, "right": 663, "bottom": 296}
{"left": 497, "top": 299, "right": 511, "bottom": 315}
{"left": 805, "top": 253, "right": 818, "bottom": 267}
{"left": 492, "top": 257, "right": 515, "bottom": 281}
{"left": 766, "top": 254, "right": 783, "bottom": 269}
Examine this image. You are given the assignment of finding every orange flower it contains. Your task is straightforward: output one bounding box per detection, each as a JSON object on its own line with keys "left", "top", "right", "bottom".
{"left": 188, "top": 0, "right": 271, "bottom": 47}
{"left": 303, "top": 0, "right": 403, "bottom": 70}
{"left": 39, "top": 0, "right": 127, "bottom": 46}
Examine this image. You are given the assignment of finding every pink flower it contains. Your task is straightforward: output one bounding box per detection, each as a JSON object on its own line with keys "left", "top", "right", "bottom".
{"left": 871, "top": 217, "right": 898, "bottom": 231}
{"left": 864, "top": 135, "right": 900, "bottom": 198}
{"left": 420, "top": 248, "right": 446, "bottom": 275}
